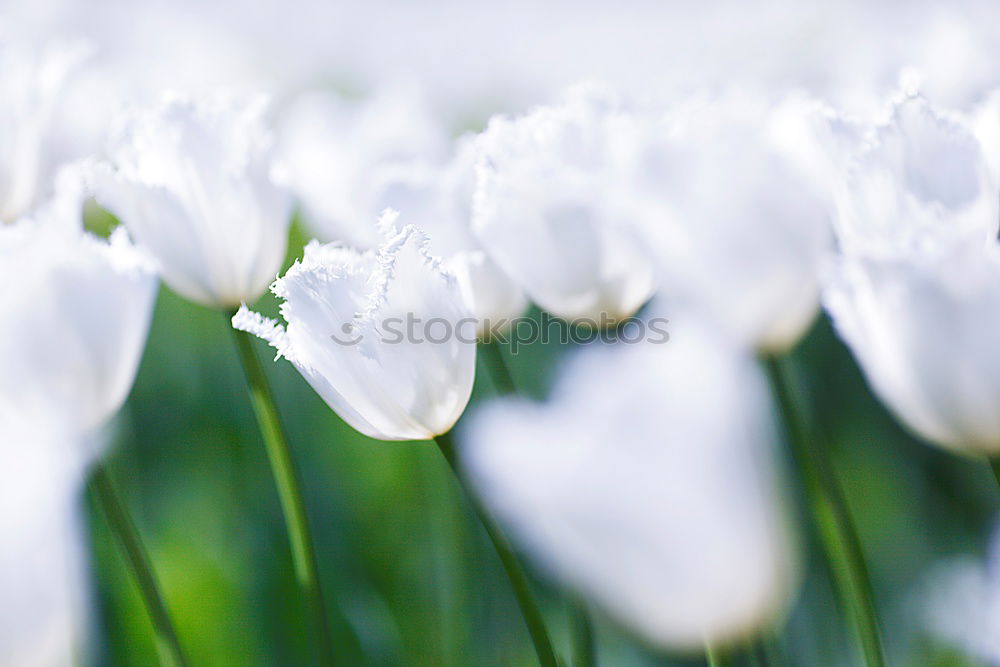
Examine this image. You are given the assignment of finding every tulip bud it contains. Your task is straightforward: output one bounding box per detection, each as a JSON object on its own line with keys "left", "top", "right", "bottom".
{"left": 461, "top": 323, "right": 797, "bottom": 650}
{"left": 625, "top": 93, "right": 833, "bottom": 352}
{"left": 825, "top": 94, "right": 1000, "bottom": 455}
{"left": 472, "top": 85, "right": 657, "bottom": 321}
{"left": 95, "top": 92, "right": 292, "bottom": 308}
{"left": 233, "top": 211, "right": 476, "bottom": 441}
{"left": 0, "top": 177, "right": 158, "bottom": 436}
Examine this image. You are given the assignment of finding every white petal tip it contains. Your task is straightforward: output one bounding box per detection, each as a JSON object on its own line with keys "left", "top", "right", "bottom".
{"left": 232, "top": 305, "right": 288, "bottom": 359}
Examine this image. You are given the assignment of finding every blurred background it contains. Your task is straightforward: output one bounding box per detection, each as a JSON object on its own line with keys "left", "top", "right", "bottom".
{"left": 13, "top": 0, "right": 1000, "bottom": 162}
{"left": 9, "top": 0, "right": 1000, "bottom": 663}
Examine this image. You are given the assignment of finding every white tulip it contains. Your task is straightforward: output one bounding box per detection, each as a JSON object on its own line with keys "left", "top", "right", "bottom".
{"left": 836, "top": 94, "right": 996, "bottom": 258}
{"left": 233, "top": 211, "right": 476, "bottom": 441}
{"left": 94, "top": 92, "right": 292, "bottom": 308}
{"left": 276, "top": 87, "right": 449, "bottom": 249}
{"left": 472, "top": 85, "right": 656, "bottom": 321}
{"left": 825, "top": 244, "right": 1000, "bottom": 455}
{"left": 624, "top": 93, "right": 833, "bottom": 352}
{"left": 0, "top": 178, "right": 158, "bottom": 436}
{"left": 0, "top": 41, "right": 89, "bottom": 222}
{"left": 824, "top": 93, "right": 1000, "bottom": 455}
{"left": 461, "top": 323, "right": 796, "bottom": 650}
{"left": 0, "top": 421, "right": 89, "bottom": 667}
{"left": 366, "top": 137, "right": 528, "bottom": 330}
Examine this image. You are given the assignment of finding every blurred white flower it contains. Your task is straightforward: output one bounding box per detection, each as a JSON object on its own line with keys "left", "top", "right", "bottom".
{"left": 94, "top": 91, "right": 292, "bottom": 308}
{"left": 461, "top": 324, "right": 796, "bottom": 650}
{"left": 276, "top": 87, "right": 449, "bottom": 249}
{"left": 233, "top": 211, "right": 476, "bottom": 441}
{"left": 365, "top": 137, "right": 528, "bottom": 330}
{"left": 0, "top": 421, "right": 89, "bottom": 667}
{"left": 824, "top": 93, "right": 1000, "bottom": 455}
{"left": 625, "top": 93, "right": 833, "bottom": 352}
{"left": 472, "top": 86, "right": 656, "bottom": 321}
{"left": 924, "top": 520, "right": 1000, "bottom": 665}
{"left": 825, "top": 244, "right": 1000, "bottom": 455}
{"left": 836, "top": 94, "right": 996, "bottom": 258}
{"left": 0, "top": 175, "right": 158, "bottom": 436}
{"left": 0, "top": 40, "right": 89, "bottom": 222}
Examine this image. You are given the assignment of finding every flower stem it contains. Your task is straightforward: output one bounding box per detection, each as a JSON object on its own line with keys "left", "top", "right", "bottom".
{"left": 433, "top": 430, "right": 559, "bottom": 667}
{"left": 91, "top": 463, "right": 187, "bottom": 667}
{"left": 479, "top": 339, "right": 518, "bottom": 395}
{"left": 229, "top": 322, "right": 337, "bottom": 667}
{"left": 476, "top": 340, "right": 568, "bottom": 663}
{"left": 571, "top": 600, "right": 595, "bottom": 667}
{"left": 763, "top": 355, "right": 885, "bottom": 667}
{"left": 705, "top": 643, "right": 731, "bottom": 667}
{"left": 478, "top": 340, "right": 595, "bottom": 664}
{"left": 989, "top": 458, "right": 1000, "bottom": 490}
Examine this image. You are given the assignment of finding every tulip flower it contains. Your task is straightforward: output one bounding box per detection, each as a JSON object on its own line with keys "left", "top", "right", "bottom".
{"left": 94, "top": 91, "right": 292, "bottom": 308}
{"left": 277, "top": 87, "right": 449, "bottom": 249}
{"left": 0, "top": 41, "right": 89, "bottom": 222}
{"left": 460, "top": 322, "right": 796, "bottom": 650}
{"left": 1, "top": 174, "right": 156, "bottom": 661}
{"left": 0, "top": 173, "right": 188, "bottom": 664}
{"left": 0, "top": 175, "right": 158, "bottom": 435}
{"left": 825, "top": 94, "right": 1000, "bottom": 455}
{"left": 624, "top": 93, "right": 833, "bottom": 352}
{"left": 233, "top": 210, "right": 476, "bottom": 440}
{"left": 472, "top": 85, "right": 656, "bottom": 321}
{"left": 819, "top": 90, "right": 1000, "bottom": 660}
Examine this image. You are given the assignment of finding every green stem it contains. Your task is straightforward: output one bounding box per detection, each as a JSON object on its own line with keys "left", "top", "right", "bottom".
{"left": 763, "top": 355, "right": 885, "bottom": 667}
{"left": 479, "top": 339, "right": 518, "bottom": 395}
{"left": 571, "top": 601, "right": 596, "bottom": 667}
{"left": 704, "top": 643, "right": 731, "bottom": 667}
{"left": 229, "top": 322, "right": 337, "bottom": 667}
{"left": 433, "top": 431, "right": 558, "bottom": 667}
{"left": 91, "top": 464, "right": 187, "bottom": 667}
{"left": 989, "top": 458, "right": 1000, "bottom": 490}
{"left": 480, "top": 340, "right": 593, "bottom": 664}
